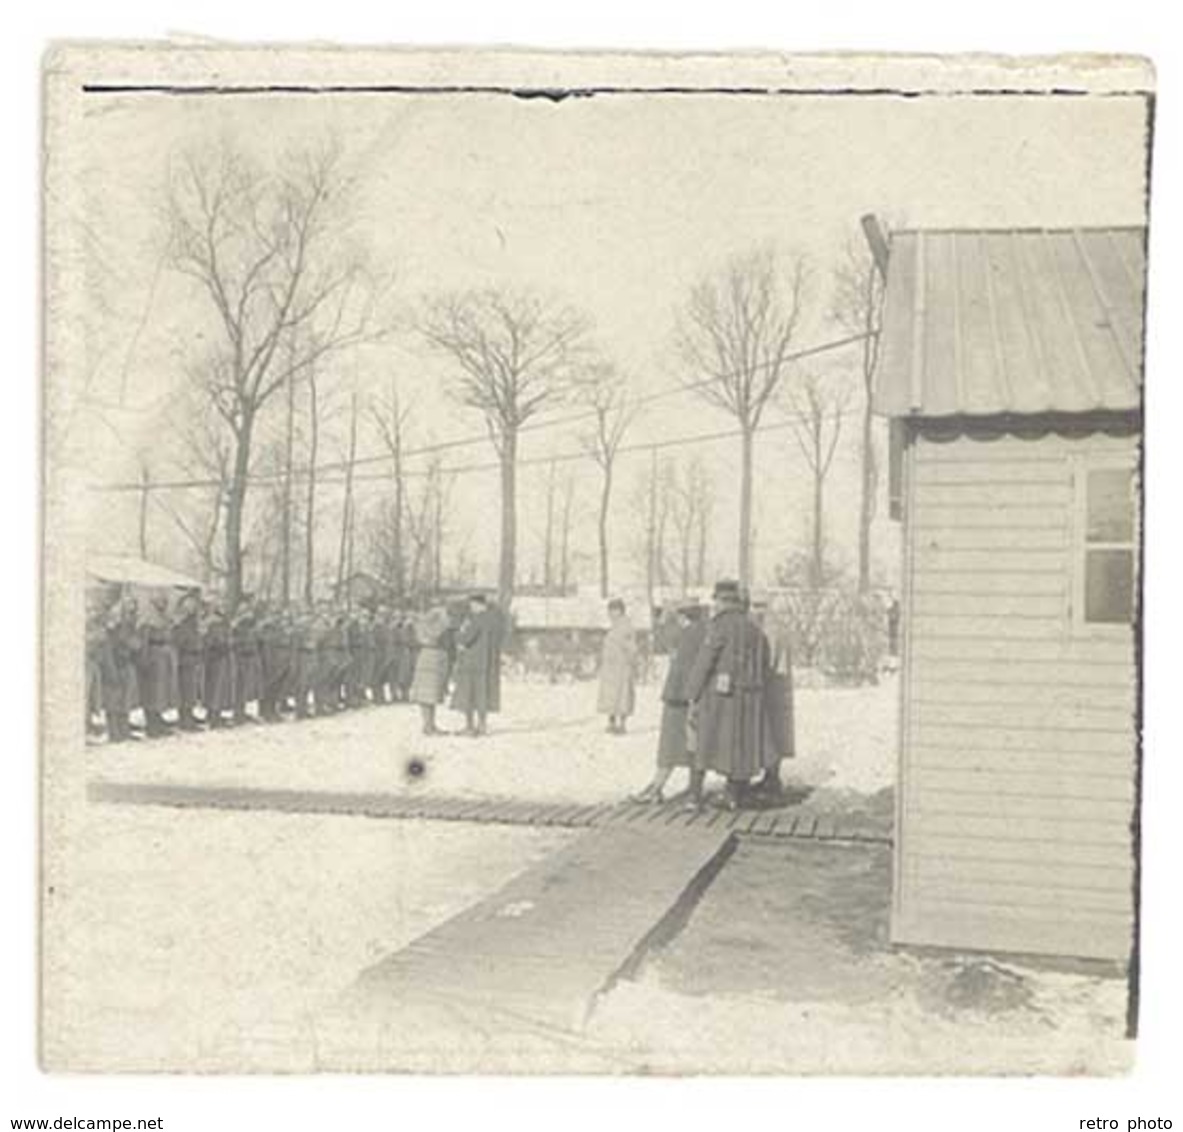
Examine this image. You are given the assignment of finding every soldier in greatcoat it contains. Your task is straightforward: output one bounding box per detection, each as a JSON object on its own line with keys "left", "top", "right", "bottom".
{"left": 112, "top": 596, "right": 144, "bottom": 734}
{"left": 173, "top": 591, "right": 206, "bottom": 731}
{"left": 85, "top": 599, "right": 108, "bottom": 737}
{"left": 99, "top": 603, "right": 132, "bottom": 742}
{"left": 202, "top": 602, "right": 234, "bottom": 728}
{"left": 633, "top": 599, "right": 708, "bottom": 803}
{"left": 370, "top": 607, "right": 392, "bottom": 704}
{"left": 684, "top": 579, "right": 773, "bottom": 810}
{"left": 258, "top": 606, "right": 293, "bottom": 722}
{"left": 450, "top": 594, "right": 503, "bottom": 736}
{"left": 230, "top": 601, "right": 263, "bottom": 725}
{"left": 137, "top": 592, "right": 178, "bottom": 738}
{"left": 750, "top": 593, "right": 796, "bottom": 800}
{"left": 597, "top": 599, "right": 638, "bottom": 734}
{"left": 290, "top": 607, "right": 318, "bottom": 719}
{"left": 395, "top": 613, "right": 417, "bottom": 701}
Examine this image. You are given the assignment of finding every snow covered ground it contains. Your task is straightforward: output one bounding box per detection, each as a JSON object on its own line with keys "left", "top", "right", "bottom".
{"left": 89, "top": 672, "right": 899, "bottom": 807}
{"left": 44, "top": 804, "right": 574, "bottom": 1070}
{"left": 62, "top": 673, "right": 1127, "bottom": 1074}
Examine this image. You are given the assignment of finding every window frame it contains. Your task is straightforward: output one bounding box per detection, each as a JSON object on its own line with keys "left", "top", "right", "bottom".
{"left": 1070, "top": 453, "right": 1139, "bottom": 636}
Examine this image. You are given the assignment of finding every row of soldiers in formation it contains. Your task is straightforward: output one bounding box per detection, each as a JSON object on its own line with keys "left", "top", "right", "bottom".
{"left": 85, "top": 589, "right": 505, "bottom": 743}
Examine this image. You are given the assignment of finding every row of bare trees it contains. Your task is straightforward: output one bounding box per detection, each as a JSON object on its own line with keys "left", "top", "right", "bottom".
{"left": 158, "top": 138, "right": 885, "bottom": 613}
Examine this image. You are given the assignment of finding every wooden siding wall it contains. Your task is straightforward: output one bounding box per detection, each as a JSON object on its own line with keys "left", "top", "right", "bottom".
{"left": 893, "top": 430, "right": 1138, "bottom": 961}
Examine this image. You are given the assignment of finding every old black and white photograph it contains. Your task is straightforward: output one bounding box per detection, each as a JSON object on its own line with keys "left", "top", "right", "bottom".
{"left": 37, "top": 44, "right": 1153, "bottom": 1076}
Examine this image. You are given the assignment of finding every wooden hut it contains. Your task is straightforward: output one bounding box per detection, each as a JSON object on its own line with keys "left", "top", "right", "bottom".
{"left": 873, "top": 227, "right": 1144, "bottom": 961}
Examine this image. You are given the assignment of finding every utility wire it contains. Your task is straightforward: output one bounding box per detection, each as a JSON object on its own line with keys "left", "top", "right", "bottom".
{"left": 89, "top": 328, "right": 875, "bottom": 493}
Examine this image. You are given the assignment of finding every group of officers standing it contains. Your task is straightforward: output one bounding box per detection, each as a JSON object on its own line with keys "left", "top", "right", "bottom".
{"left": 85, "top": 589, "right": 505, "bottom": 743}
{"left": 605, "top": 578, "right": 796, "bottom": 812}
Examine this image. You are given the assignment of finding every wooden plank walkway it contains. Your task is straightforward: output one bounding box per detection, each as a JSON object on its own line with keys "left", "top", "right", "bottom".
{"left": 87, "top": 780, "right": 892, "bottom": 843}
{"left": 348, "top": 822, "right": 738, "bottom": 1032}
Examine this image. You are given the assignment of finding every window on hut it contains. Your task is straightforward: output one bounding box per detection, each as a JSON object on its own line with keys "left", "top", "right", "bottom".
{"left": 1077, "top": 464, "right": 1137, "bottom": 626}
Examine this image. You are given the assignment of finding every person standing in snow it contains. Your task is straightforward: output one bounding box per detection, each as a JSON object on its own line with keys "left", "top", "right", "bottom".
{"left": 633, "top": 598, "right": 709, "bottom": 802}
{"left": 597, "top": 598, "right": 638, "bottom": 735}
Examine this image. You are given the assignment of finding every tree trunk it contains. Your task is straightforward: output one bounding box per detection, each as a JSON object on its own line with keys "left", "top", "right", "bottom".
{"left": 598, "top": 465, "right": 612, "bottom": 598}
{"left": 432, "top": 470, "right": 443, "bottom": 590}
{"left": 303, "top": 374, "right": 319, "bottom": 606}
{"left": 543, "top": 458, "right": 556, "bottom": 593}
{"left": 695, "top": 504, "right": 708, "bottom": 587}
{"left": 497, "top": 428, "right": 518, "bottom": 609}
{"left": 281, "top": 368, "right": 295, "bottom": 606}
{"left": 644, "top": 449, "right": 657, "bottom": 610}
{"left": 225, "top": 414, "right": 254, "bottom": 612}
{"left": 812, "top": 466, "right": 825, "bottom": 589}
{"left": 392, "top": 380, "right": 406, "bottom": 602}
{"left": 738, "top": 424, "right": 754, "bottom": 587}
{"left": 138, "top": 465, "right": 150, "bottom": 561}
{"left": 337, "top": 392, "right": 359, "bottom": 597}
{"left": 560, "top": 476, "right": 573, "bottom": 593}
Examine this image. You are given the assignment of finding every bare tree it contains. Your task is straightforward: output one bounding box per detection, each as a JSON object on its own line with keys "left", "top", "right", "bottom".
{"left": 404, "top": 455, "right": 453, "bottom": 596}
{"left": 303, "top": 366, "right": 322, "bottom": 605}
{"left": 166, "top": 139, "right": 384, "bottom": 609}
{"left": 667, "top": 456, "right": 715, "bottom": 592}
{"left": 543, "top": 457, "right": 558, "bottom": 594}
{"left": 786, "top": 374, "right": 852, "bottom": 589}
{"left": 559, "top": 470, "right": 576, "bottom": 593}
{"left": 336, "top": 391, "right": 360, "bottom": 596}
{"left": 419, "top": 287, "right": 591, "bottom": 609}
{"left": 575, "top": 363, "right": 634, "bottom": 598}
{"left": 675, "top": 246, "right": 808, "bottom": 586}
{"left": 632, "top": 451, "right": 675, "bottom": 610}
{"left": 369, "top": 377, "right": 412, "bottom": 601}
{"left": 831, "top": 234, "right": 886, "bottom": 594}
{"left": 164, "top": 387, "right": 233, "bottom": 584}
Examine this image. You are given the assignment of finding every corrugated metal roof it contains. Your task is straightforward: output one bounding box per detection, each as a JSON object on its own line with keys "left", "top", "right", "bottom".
{"left": 873, "top": 228, "right": 1145, "bottom": 418}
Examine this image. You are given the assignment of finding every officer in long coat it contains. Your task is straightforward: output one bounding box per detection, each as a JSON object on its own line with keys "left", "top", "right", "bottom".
{"left": 291, "top": 608, "right": 318, "bottom": 719}
{"left": 395, "top": 614, "right": 417, "bottom": 701}
{"left": 684, "top": 579, "right": 773, "bottom": 810}
{"left": 203, "top": 603, "right": 234, "bottom": 728}
{"left": 231, "top": 603, "right": 263, "bottom": 724}
{"left": 138, "top": 592, "right": 179, "bottom": 738}
{"left": 173, "top": 591, "right": 205, "bottom": 731}
{"left": 259, "top": 607, "right": 293, "bottom": 722}
{"left": 597, "top": 599, "right": 638, "bottom": 734}
{"left": 450, "top": 594, "right": 502, "bottom": 736}
{"left": 751, "top": 594, "right": 796, "bottom": 800}
{"left": 633, "top": 599, "right": 708, "bottom": 803}
{"left": 370, "top": 607, "right": 393, "bottom": 704}
{"left": 99, "top": 606, "right": 132, "bottom": 742}
{"left": 112, "top": 597, "right": 144, "bottom": 731}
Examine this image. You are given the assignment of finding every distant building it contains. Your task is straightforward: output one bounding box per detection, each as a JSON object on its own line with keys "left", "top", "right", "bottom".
{"left": 874, "top": 226, "right": 1143, "bottom": 962}
{"left": 335, "top": 571, "right": 390, "bottom": 608}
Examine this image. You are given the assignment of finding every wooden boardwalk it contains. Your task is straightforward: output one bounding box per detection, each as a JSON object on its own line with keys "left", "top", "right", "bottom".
{"left": 348, "top": 822, "right": 738, "bottom": 1033}
{"left": 88, "top": 779, "right": 892, "bottom": 843}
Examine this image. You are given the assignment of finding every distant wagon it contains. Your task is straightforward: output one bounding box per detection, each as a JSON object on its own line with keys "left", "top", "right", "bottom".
{"left": 873, "top": 226, "right": 1144, "bottom": 962}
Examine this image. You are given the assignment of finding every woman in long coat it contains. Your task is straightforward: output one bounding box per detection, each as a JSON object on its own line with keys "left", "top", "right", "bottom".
{"left": 684, "top": 580, "right": 772, "bottom": 809}
{"left": 410, "top": 606, "right": 454, "bottom": 735}
{"left": 597, "top": 599, "right": 638, "bottom": 734}
{"left": 450, "top": 595, "right": 502, "bottom": 736}
{"left": 633, "top": 601, "right": 707, "bottom": 802}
